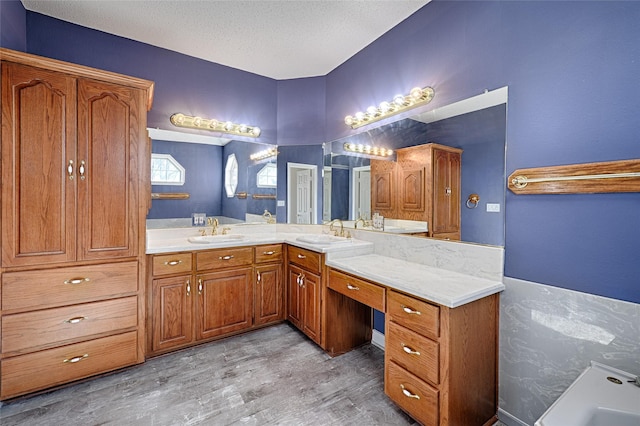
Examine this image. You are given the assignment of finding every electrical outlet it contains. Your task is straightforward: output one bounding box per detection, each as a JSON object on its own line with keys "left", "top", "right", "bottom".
{"left": 486, "top": 203, "right": 500, "bottom": 213}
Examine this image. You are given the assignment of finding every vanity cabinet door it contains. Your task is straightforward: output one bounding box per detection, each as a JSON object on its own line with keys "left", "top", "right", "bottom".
{"left": 287, "top": 265, "right": 303, "bottom": 328}
{"left": 300, "top": 270, "right": 321, "bottom": 343}
{"left": 196, "top": 267, "right": 253, "bottom": 340}
{"left": 371, "top": 163, "right": 395, "bottom": 214}
{"left": 1, "top": 63, "right": 77, "bottom": 267}
{"left": 255, "top": 263, "right": 284, "bottom": 326}
{"left": 151, "top": 275, "right": 194, "bottom": 352}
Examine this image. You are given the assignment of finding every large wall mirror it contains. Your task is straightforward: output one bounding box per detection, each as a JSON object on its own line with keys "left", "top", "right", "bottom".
{"left": 147, "top": 129, "right": 277, "bottom": 225}
{"left": 319, "top": 87, "right": 507, "bottom": 246}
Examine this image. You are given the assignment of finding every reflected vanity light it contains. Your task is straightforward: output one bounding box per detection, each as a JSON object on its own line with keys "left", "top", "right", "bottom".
{"left": 344, "top": 86, "right": 435, "bottom": 129}
{"left": 250, "top": 147, "right": 278, "bottom": 161}
{"left": 343, "top": 142, "right": 393, "bottom": 157}
{"left": 170, "top": 113, "right": 261, "bottom": 138}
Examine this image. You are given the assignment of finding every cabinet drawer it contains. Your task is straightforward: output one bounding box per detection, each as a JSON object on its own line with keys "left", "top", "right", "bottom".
{"left": 328, "top": 269, "right": 385, "bottom": 311}
{"left": 386, "top": 321, "right": 439, "bottom": 385}
{"left": 152, "top": 253, "right": 192, "bottom": 276}
{"left": 196, "top": 247, "right": 253, "bottom": 270}
{"left": 2, "top": 296, "right": 138, "bottom": 355}
{"left": 255, "top": 244, "right": 283, "bottom": 264}
{"left": 387, "top": 290, "right": 440, "bottom": 340}
{"left": 2, "top": 262, "right": 138, "bottom": 312}
{"left": 1, "top": 331, "right": 138, "bottom": 399}
{"left": 287, "top": 246, "right": 321, "bottom": 273}
{"left": 385, "top": 361, "right": 439, "bottom": 426}
{"left": 431, "top": 231, "right": 460, "bottom": 241}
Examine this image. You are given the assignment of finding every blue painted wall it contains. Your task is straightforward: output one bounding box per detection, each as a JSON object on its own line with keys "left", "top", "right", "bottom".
{"left": 148, "top": 141, "right": 223, "bottom": 219}
{"left": 324, "top": 1, "right": 640, "bottom": 304}
{"left": 2, "top": 0, "right": 637, "bottom": 303}
{"left": 0, "top": 0, "right": 26, "bottom": 51}
{"left": 23, "top": 12, "right": 278, "bottom": 145}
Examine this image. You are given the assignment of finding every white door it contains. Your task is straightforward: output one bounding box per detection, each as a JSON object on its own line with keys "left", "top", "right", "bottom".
{"left": 323, "top": 168, "right": 332, "bottom": 222}
{"left": 296, "top": 169, "right": 312, "bottom": 224}
{"left": 352, "top": 166, "right": 371, "bottom": 220}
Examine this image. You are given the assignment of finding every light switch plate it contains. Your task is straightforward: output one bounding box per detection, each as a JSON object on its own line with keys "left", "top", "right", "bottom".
{"left": 486, "top": 203, "right": 500, "bottom": 212}
{"left": 277, "top": 200, "right": 285, "bottom": 207}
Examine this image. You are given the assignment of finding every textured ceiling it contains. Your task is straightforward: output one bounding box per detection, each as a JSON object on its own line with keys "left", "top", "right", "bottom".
{"left": 21, "top": 0, "right": 429, "bottom": 80}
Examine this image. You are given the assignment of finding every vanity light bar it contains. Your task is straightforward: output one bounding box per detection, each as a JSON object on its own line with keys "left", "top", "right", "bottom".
{"left": 250, "top": 147, "right": 278, "bottom": 161}
{"left": 344, "top": 142, "right": 394, "bottom": 157}
{"left": 170, "top": 113, "right": 261, "bottom": 138}
{"left": 344, "top": 86, "right": 435, "bottom": 129}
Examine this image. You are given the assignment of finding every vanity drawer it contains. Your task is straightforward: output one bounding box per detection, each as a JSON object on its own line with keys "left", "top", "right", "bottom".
{"left": 287, "top": 246, "right": 321, "bottom": 273}
{"left": 152, "top": 253, "right": 193, "bottom": 276}
{"left": 2, "top": 296, "right": 138, "bottom": 355}
{"left": 386, "top": 321, "right": 439, "bottom": 385}
{"left": 328, "top": 269, "right": 385, "bottom": 311}
{"left": 2, "top": 262, "right": 138, "bottom": 313}
{"left": 0, "top": 331, "right": 138, "bottom": 400}
{"left": 385, "top": 360, "right": 439, "bottom": 426}
{"left": 387, "top": 290, "right": 439, "bottom": 340}
{"left": 196, "top": 247, "right": 253, "bottom": 270}
{"left": 255, "top": 244, "right": 283, "bottom": 264}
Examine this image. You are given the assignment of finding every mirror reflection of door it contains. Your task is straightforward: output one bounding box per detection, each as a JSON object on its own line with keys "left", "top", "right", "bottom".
{"left": 352, "top": 166, "right": 370, "bottom": 220}
{"left": 287, "top": 162, "right": 317, "bottom": 224}
{"left": 323, "top": 167, "right": 332, "bottom": 222}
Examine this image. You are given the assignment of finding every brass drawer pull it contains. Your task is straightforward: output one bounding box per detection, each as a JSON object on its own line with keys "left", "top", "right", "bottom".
{"left": 198, "top": 278, "right": 203, "bottom": 295}
{"left": 164, "top": 260, "right": 183, "bottom": 266}
{"left": 257, "top": 271, "right": 261, "bottom": 283}
{"left": 346, "top": 284, "right": 360, "bottom": 291}
{"left": 402, "top": 344, "right": 421, "bottom": 356}
{"left": 79, "top": 160, "right": 86, "bottom": 180}
{"left": 400, "top": 384, "right": 420, "bottom": 400}
{"left": 63, "top": 354, "right": 89, "bottom": 364}
{"left": 297, "top": 254, "right": 306, "bottom": 259}
{"left": 218, "top": 255, "right": 235, "bottom": 260}
{"left": 64, "top": 277, "right": 90, "bottom": 285}
{"left": 67, "top": 160, "right": 74, "bottom": 180}
{"left": 401, "top": 305, "right": 421, "bottom": 315}
{"left": 186, "top": 279, "right": 191, "bottom": 296}
{"left": 65, "top": 316, "right": 86, "bottom": 324}
{"left": 263, "top": 251, "right": 276, "bottom": 255}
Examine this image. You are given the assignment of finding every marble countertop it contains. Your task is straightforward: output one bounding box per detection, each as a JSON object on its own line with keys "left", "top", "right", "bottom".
{"left": 146, "top": 226, "right": 504, "bottom": 308}
{"left": 325, "top": 254, "right": 504, "bottom": 308}
{"left": 146, "top": 227, "right": 374, "bottom": 255}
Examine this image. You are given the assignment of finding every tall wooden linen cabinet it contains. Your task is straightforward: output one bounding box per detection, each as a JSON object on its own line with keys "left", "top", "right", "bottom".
{"left": 0, "top": 49, "right": 154, "bottom": 399}
{"left": 371, "top": 143, "right": 462, "bottom": 240}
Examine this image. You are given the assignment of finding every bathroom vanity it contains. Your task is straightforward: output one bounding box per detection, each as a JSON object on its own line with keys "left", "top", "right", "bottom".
{"left": 144, "top": 225, "right": 504, "bottom": 426}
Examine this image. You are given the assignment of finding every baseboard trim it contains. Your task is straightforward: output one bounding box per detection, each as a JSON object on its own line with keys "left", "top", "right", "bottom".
{"left": 371, "top": 330, "right": 385, "bottom": 350}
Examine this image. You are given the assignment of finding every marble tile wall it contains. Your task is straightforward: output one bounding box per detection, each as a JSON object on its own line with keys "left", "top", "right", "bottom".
{"left": 499, "top": 277, "right": 640, "bottom": 426}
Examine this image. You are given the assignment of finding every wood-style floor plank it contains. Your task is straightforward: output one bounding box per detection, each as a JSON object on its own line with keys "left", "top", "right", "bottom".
{"left": 0, "top": 324, "right": 417, "bottom": 425}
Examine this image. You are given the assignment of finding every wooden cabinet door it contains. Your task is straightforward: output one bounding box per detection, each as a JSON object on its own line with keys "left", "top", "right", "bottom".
{"left": 301, "top": 270, "right": 321, "bottom": 344}
{"left": 151, "top": 275, "right": 194, "bottom": 352}
{"left": 1, "top": 63, "right": 77, "bottom": 266}
{"left": 432, "top": 149, "right": 461, "bottom": 236}
{"left": 287, "top": 265, "right": 303, "bottom": 328}
{"left": 255, "top": 264, "right": 283, "bottom": 326}
{"left": 76, "top": 78, "right": 143, "bottom": 260}
{"left": 196, "top": 268, "right": 253, "bottom": 340}
{"left": 370, "top": 160, "right": 395, "bottom": 214}
{"left": 400, "top": 168, "right": 425, "bottom": 212}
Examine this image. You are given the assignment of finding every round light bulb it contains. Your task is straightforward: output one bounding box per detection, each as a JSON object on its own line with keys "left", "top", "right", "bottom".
{"left": 344, "top": 115, "right": 354, "bottom": 126}
{"left": 224, "top": 121, "right": 234, "bottom": 131}
{"left": 379, "top": 101, "right": 391, "bottom": 113}
{"left": 355, "top": 111, "right": 365, "bottom": 121}
{"left": 252, "top": 127, "right": 261, "bottom": 136}
{"left": 410, "top": 87, "right": 424, "bottom": 101}
{"left": 209, "top": 119, "right": 218, "bottom": 129}
{"left": 393, "top": 94, "right": 405, "bottom": 106}
{"left": 366, "top": 105, "right": 378, "bottom": 116}
{"left": 172, "top": 113, "right": 184, "bottom": 125}
{"left": 193, "top": 117, "right": 202, "bottom": 127}
{"left": 239, "top": 124, "right": 248, "bottom": 133}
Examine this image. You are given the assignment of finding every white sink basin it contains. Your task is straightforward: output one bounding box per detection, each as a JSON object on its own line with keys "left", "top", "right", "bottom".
{"left": 296, "top": 235, "right": 352, "bottom": 246}
{"left": 535, "top": 361, "right": 640, "bottom": 426}
{"left": 187, "top": 234, "right": 245, "bottom": 244}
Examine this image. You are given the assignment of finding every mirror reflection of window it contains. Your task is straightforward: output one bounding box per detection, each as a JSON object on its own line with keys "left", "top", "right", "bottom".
{"left": 256, "top": 163, "right": 277, "bottom": 188}
{"left": 224, "top": 154, "right": 238, "bottom": 197}
{"left": 151, "top": 153, "right": 185, "bottom": 185}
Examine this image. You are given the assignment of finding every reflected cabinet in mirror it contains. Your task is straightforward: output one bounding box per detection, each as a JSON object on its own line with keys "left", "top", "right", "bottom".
{"left": 321, "top": 89, "right": 507, "bottom": 246}
{"left": 147, "top": 135, "right": 277, "bottom": 225}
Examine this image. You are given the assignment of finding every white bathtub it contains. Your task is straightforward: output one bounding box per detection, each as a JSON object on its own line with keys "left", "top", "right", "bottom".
{"left": 535, "top": 361, "right": 640, "bottom": 426}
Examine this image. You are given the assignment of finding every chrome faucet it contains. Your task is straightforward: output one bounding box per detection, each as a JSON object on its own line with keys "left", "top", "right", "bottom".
{"left": 263, "top": 209, "right": 276, "bottom": 224}
{"left": 207, "top": 217, "right": 219, "bottom": 235}
{"left": 328, "top": 219, "right": 345, "bottom": 237}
